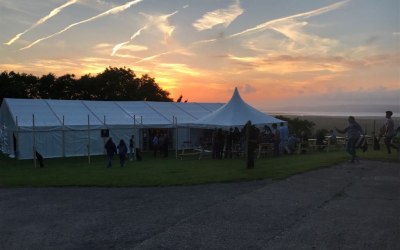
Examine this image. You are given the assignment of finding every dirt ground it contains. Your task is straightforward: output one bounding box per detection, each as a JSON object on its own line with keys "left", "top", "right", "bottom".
{"left": 1, "top": 160, "right": 399, "bottom": 250}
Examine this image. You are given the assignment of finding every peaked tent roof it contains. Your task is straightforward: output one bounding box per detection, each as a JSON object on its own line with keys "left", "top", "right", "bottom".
{"left": 187, "top": 88, "right": 284, "bottom": 129}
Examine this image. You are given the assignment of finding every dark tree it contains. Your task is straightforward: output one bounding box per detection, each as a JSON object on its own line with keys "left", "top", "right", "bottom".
{"left": 137, "top": 74, "right": 171, "bottom": 101}
{"left": 0, "top": 67, "right": 172, "bottom": 103}
{"left": 0, "top": 71, "right": 33, "bottom": 100}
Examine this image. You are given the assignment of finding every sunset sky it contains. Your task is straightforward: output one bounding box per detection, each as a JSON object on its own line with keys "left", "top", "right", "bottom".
{"left": 1, "top": 0, "right": 399, "bottom": 110}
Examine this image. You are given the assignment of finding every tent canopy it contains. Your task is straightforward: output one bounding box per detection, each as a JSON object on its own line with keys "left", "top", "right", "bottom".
{"left": 187, "top": 88, "right": 284, "bottom": 129}
{"left": 0, "top": 98, "right": 224, "bottom": 130}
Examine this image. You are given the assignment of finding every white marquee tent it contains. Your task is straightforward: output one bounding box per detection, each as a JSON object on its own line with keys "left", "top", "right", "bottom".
{"left": 188, "top": 88, "right": 285, "bottom": 129}
{"left": 0, "top": 88, "right": 284, "bottom": 160}
{"left": 0, "top": 98, "right": 223, "bottom": 159}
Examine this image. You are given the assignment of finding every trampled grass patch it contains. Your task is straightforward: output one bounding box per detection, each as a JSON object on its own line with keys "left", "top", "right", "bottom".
{"left": 0, "top": 149, "right": 398, "bottom": 187}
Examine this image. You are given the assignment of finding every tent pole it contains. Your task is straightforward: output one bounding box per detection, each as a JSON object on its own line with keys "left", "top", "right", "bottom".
{"left": 33, "top": 114, "right": 36, "bottom": 168}
{"left": 103, "top": 115, "right": 106, "bottom": 155}
{"left": 88, "top": 115, "right": 91, "bottom": 164}
{"left": 133, "top": 115, "right": 137, "bottom": 160}
{"left": 62, "top": 115, "right": 65, "bottom": 157}
{"left": 140, "top": 116, "right": 143, "bottom": 151}
{"left": 16, "top": 116, "right": 19, "bottom": 159}
{"left": 175, "top": 116, "right": 178, "bottom": 160}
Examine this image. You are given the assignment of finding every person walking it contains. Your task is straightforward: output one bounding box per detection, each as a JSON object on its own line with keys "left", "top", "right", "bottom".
{"left": 380, "top": 111, "right": 399, "bottom": 154}
{"left": 244, "top": 121, "right": 257, "bottom": 169}
{"left": 279, "top": 122, "right": 289, "bottom": 154}
{"left": 336, "top": 116, "right": 363, "bottom": 163}
{"left": 152, "top": 134, "right": 159, "bottom": 157}
{"left": 162, "top": 133, "right": 169, "bottom": 157}
{"left": 104, "top": 138, "right": 117, "bottom": 168}
{"left": 117, "top": 139, "right": 128, "bottom": 167}
{"left": 271, "top": 123, "right": 281, "bottom": 157}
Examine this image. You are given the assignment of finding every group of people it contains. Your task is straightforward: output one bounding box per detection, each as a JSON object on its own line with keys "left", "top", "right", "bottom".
{"left": 104, "top": 135, "right": 137, "bottom": 168}
{"left": 152, "top": 133, "right": 169, "bottom": 158}
{"left": 102, "top": 111, "right": 398, "bottom": 167}
{"left": 207, "top": 110, "right": 399, "bottom": 165}
{"left": 205, "top": 122, "right": 291, "bottom": 161}
{"left": 336, "top": 110, "right": 399, "bottom": 163}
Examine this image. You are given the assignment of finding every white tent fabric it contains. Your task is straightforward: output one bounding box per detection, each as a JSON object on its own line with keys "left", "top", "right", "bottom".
{"left": 187, "top": 88, "right": 284, "bottom": 129}
{"left": 0, "top": 98, "right": 224, "bottom": 159}
{"left": 0, "top": 90, "right": 284, "bottom": 159}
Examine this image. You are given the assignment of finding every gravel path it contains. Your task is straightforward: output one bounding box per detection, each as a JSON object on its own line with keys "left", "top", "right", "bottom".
{"left": 1, "top": 160, "right": 399, "bottom": 250}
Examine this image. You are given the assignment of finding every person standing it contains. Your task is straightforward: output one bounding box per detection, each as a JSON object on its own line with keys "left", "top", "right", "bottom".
{"left": 104, "top": 138, "right": 117, "bottom": 168}
{"left": 335, "top": 116, "right": 363, "bottom": 163}
{"left": 381, "top": 111, "right": 399, "bottom": 154}
{"left": 129, "top": 135, "right": 135, "bottom": 161}
{"left": 244, "top": 121, "right": 257, "bottom": 169}
{"left": 225, "top": 128, "right": 233, "bottom": 159}
{"left": 162, "top": 133, "right": 169, "bottom": 157}
{"left": 279, "top": 122, "right": 289, "bottom": 154}
{"left": 117, "top": 139, "right": 128, "bottom": 167}
{"left": 152, "top": 134, "right": 159, "bottom": 157}
{"left": 271, "top": 123, "right": 281, "bottom": 156}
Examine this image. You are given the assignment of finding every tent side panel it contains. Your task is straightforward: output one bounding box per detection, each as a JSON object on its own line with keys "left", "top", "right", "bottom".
{"left": 17, "top": 131, "right": 63, "bottom": 159}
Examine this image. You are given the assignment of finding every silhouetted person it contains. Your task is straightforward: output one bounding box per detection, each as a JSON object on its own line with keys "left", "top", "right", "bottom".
{"left": 244, "top": 121, "right": 257, "bottom": 169}
{"left": 225, "top": 128, "right": 233, "bottom": 159}
{"left": 381, "top": 111, "right": 399, "bottom": 154}
{"left": 162, "top": 133, "right": 169, "bottom": 157}
{"left": 117, "top": 139, "right": 127, "bottom": 167}
{"left": 336, "top": 116, "right": 363, "bottom": 163}
{"left": 271, "top": 123, "right": 281, "bottom": 156}
{"left": 104, "top": 138, "right": 117, "bottom": 168}
{"left": 152, "top": 134, "right": 159, "bottom": 157}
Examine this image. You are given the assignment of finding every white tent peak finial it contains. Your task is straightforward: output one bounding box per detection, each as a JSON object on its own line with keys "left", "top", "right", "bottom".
{"left": 232, "top": 87, "right": 241, "bottom": 99}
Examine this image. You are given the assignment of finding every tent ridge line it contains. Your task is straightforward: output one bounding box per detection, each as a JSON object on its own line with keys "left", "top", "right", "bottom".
{"left": 195, "top": 102, "right": 213, "bottom": 112}
{"left": 113, "top": 101, "right": 140, "bottom": 124}
{"left": 43, "top": 99, "right": 63, "bottom": 126}
{"left": 80, "top": 100, "right": 104, "bottom": 126}
{"left": 143, "top": 101, "right": 172, "bottom": 123}
{"left": 171, "top": 102, "right": 198, "bottom": 120}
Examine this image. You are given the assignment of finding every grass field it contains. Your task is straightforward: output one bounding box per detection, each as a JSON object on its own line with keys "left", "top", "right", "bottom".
{"left": 0, "top": 148, "right": 398, "bottom": 187}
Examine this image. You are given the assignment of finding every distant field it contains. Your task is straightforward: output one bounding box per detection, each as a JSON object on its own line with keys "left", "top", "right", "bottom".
{"left": 0, "top": 149, "right": 398, "bottom": 187}
{"left": 282, "top": 115, "right": 395, "bottom": 135}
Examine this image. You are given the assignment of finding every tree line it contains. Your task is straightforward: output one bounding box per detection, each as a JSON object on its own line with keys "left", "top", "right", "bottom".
{"left": 0, "top": 67, "right": 173, "bottom": 103}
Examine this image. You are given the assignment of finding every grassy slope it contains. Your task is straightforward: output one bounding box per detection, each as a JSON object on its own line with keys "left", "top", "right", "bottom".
{"left": 0, "top": 150, "right": 398, "bottom": 187}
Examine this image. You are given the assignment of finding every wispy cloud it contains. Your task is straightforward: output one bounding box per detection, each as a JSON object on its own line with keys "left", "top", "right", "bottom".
{"left": 140, "top": 11, "right": 178, "bottom": 44}
{"left": 159, "top": 63, "right": 201, "bottom": 76}
{"left": 227, "top": 54, "right": 350, "bottom": 74}
{"left": 230, "top": 0, "right": 350, "bottom": 38}
{"left": 112, "top": 10, "right": 178, "bottom": 57}
{"left": 193, "top": 0, "right": 243, "bottom": 31}
{"left": 111, "top": 26, "right": 147, "bottom": 56}
{"left": 5, "top": 0, "right": 78, "bottom": 45}
{"left": 20, "top": 0, "right": 143, "bottom": 50}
